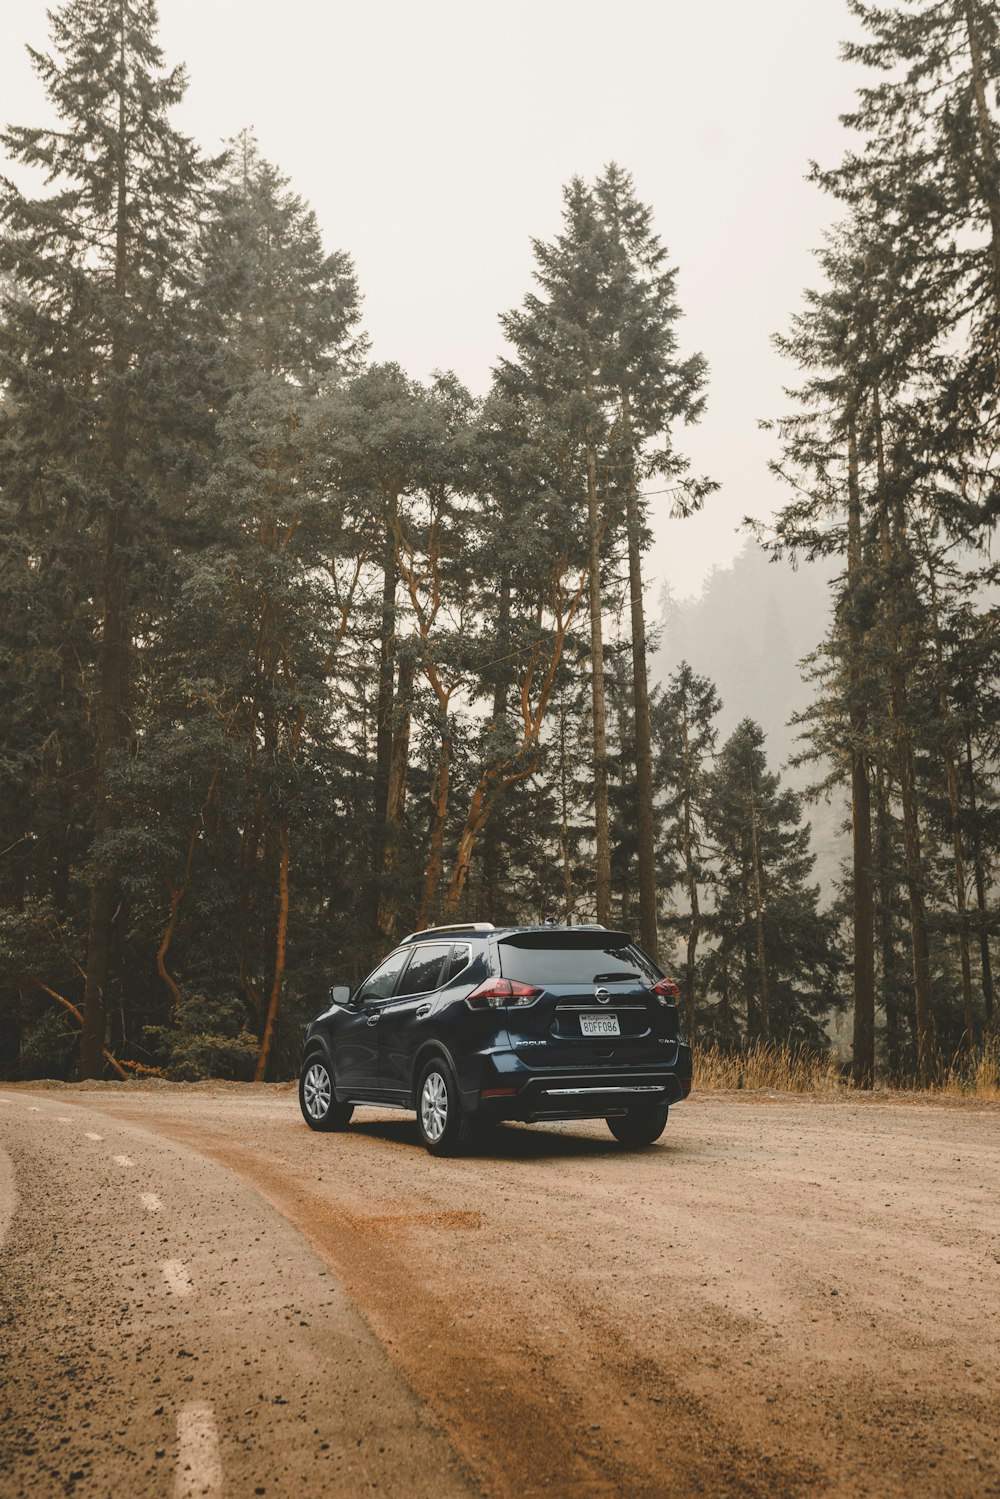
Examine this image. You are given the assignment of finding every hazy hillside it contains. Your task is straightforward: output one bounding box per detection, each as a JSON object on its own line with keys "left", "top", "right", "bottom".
{"left": 651, "top": 539, "right": 848, "bottom": 902}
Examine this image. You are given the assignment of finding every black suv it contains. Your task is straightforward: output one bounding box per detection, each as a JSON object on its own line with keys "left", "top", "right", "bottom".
{"left": 298, "top": 922, "right": 692, "bottom": 1155}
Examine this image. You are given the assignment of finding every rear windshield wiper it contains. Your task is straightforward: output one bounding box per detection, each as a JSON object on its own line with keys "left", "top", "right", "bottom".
{"left": 592, "top": 971, "right": 639, "bottom": 983}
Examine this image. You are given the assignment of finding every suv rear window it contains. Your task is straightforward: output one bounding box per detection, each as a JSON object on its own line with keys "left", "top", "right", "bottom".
{"left": 498, "top": 939, "right": 656, "bottom": 987}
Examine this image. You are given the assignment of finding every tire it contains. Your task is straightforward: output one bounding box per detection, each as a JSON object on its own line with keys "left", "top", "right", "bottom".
{"left": 299, "top": 1057, "right": 354, "bottom": 1132}
{"left": 607, "top": 1101, "right": 669, "bottom": 1147}
{"left": 416, "top": 1058, "right": 474, "bottom": 1157}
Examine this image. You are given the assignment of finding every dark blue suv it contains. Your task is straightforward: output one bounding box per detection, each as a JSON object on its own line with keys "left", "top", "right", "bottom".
{"left": 298, "top": 922, "right": 693, "bottom": 1155}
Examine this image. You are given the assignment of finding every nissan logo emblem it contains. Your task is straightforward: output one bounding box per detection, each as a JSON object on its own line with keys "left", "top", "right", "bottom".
{"left": 595, "top": 987, "right": 610, "bottom": 1004}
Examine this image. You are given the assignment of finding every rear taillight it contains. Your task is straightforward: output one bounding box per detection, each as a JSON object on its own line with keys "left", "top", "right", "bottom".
{"left": 651, "top": 977, "right": 680, "bottom": 1004}
{"left": 466, "top": 978, "right": 542, "bottom": 1010}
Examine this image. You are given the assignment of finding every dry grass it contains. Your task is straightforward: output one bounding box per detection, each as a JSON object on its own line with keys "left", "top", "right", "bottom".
{"left": 937, "top": 1035, "right": 1000, "bottom": 1100}
{"left": 692, "top": 1035, "right": 1000, "bottom": 1100}
{"left": 693, "top": 1040, "right": 844, "bottom": 1094}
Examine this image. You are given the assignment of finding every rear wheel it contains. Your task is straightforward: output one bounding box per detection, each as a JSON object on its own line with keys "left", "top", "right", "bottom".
{"left": 416, "top": 1059, "right": 474, "bottom": 1156}
{"left": 607, "top": 1101, "right": 669, "bottom": 1147}
{"left": 299, "top": 1058, "right": 354, "bottom": 1132}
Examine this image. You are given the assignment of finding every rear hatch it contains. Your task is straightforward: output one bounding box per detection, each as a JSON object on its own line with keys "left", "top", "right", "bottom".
{"left": 496, "top": 930, "right": 676, "bottom": 1069}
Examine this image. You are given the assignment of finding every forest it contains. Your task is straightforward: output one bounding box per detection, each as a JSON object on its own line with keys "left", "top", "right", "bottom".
{"left": 1, "top": 0, "right": 998, "bottom": 1088}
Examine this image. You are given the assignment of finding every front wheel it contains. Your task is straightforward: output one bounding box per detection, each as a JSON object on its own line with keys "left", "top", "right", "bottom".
{"left": 607, "top": 1101, "right": 669, "bottom": 1147}
{"left": 416, "top": 1059, "right": 474, "bottom": 1156}
{"left": 299, "top": 1058, "right": 354, "bottom": 1132}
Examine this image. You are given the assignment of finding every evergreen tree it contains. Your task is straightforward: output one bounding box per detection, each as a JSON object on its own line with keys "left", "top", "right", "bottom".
{"left": 835, "top": 1, "right": 1000, "bottom": 363}
{"left": 498, "top": 178, "right": 616, "bottom": 923}
{"left": 499, "top": 170, "right": 712, "bottom": 938}
{"left": 654, "top": 663, "right": 721, "bottom": 1037}
{"left": 197, "top": 129, "right": 366, "bottom": 387}
{"left": 593, "top": 164, "right": 713, "bottom": 960}
{"left": 143, "top": 151, "right": 366, "bottom": 1075}
{"left": 702, "top": 720, "right": 844, "bottom": 1047}
{"left": 439, "top": 387, "right": 592, "bottom": 921}
{"left": 0, "top": 0, "right": 212, "bottom": 1077}
{"left": 764, "top": 0, "right": 1000, "bottom": 1081}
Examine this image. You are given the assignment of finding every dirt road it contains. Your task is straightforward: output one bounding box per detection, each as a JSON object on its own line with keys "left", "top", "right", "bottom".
{"left": 1, "top": 1084, "right": 997, "bottom": 1498}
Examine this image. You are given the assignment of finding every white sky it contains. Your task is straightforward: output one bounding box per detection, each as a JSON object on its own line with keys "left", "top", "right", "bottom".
{"left": 2, "top": 0, "right": 864, "bottom": 599}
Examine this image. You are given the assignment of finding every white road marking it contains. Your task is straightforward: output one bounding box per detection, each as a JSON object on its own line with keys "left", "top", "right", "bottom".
{"left": 141, "top": 1192, "right": 163, "bottom": 1213}
{"left": 161, "top": 1260, "right": 194, "bottom": 1298}
{"left": 113, "top": 1154, "right": 135, "bottom": 1168}
{"left": 174, "top": 1401, "right": 222, "bottom": 1498}
{"left": 85, "top": 1131, "right": 104, "bottom": 1141}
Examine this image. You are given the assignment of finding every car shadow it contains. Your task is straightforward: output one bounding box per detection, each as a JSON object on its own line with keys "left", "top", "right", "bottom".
{"left": 349, "top": 1114, "right": 677, "bottom": 1161}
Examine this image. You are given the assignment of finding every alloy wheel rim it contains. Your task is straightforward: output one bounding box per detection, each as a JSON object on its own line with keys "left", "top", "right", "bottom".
{"left": 303, "top": 1063, "right": 331, "bottom": 1119}
{"left": 421, "top": 1071, "right": 448, "bottom": 1142}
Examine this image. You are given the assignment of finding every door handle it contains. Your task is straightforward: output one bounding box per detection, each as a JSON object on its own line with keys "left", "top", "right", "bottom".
{"left": 416, "top": 1004, "right": 432, "bottom": 1019}
{"left": 366, "top": 1013, "right": 380, "bottom": 1027}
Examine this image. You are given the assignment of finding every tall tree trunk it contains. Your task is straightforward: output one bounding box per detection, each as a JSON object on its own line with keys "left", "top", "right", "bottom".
{"left": 254, "top": 819, "right": 289, "bottom": 1081}
{"left": 417, "top": 728, "right": 452, "bottom": 930}
{"left": 966, "top": 730, "right": 996, "bottom": 1030}
{"left": 558, "top": 701, "right": 575, "bottom": 923}
{"left": 964, "top": 0, "right": 1000, "bottom": 320}
{"left": 80, "top": 33, "right": 130, "bottom": 1079}
{"left": 679, "top": 701, "right": 701, "bottom": 1039}
{"left": 372, "top": 490, "right": 399, "bottom": 894}
{"left": 846, "top": 416, "right": 877, "bottom": 1085}
{"left": 584, "top": 402, "right": 611, "bottom": 926}
{"left": 874, "top": 384, "right": 936, "bottom": 1084}
{"left": 875, "top": 762, "right": 905, "bottom": 1076}
{"left": 237, "top": 788, "right": 265, "bottom": 1025}
{"left": 480, "top": 569, "right": 512, "bottom": 919}
{"left": 946, "top": 746, "right": 976, "bottom": 1046}
{"left": 924, "top": 559, "right": 976, "bottom": 1044}
{"left": 745, "top": 749, "right": 771, "bottom": 1042}
{"left": 376, "top": 654, "right": 414, "bottom": 941}
{"left": 620, "top": 389, "right": 658, "bottom": 958}
{"left": 681, "top": 787, "right": 701, "bottom": 1041}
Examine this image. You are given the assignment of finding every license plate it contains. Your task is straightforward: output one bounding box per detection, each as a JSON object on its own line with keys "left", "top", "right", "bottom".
{"left": 580, "top": 1013, "right": 620, "bottom": 1037}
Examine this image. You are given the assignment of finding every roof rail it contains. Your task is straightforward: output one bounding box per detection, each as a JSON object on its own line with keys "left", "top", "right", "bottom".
{"left": 402, "top": 922, "right": 496, "bottom": 941}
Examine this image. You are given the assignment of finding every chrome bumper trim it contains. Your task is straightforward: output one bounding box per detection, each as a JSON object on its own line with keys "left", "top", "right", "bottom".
{"left": 543, "top": 1084, "right": 666, "bottom": 1096}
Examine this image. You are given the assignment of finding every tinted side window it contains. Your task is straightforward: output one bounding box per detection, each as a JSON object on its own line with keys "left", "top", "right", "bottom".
{"left": 444, "top": 944, "right": 471, "bottom": 983}
{"left": 355, "top": 949, "right": 409, "bottom": 1004}
{"left": 396, "top": 943, "right": 451, "bottom": 998}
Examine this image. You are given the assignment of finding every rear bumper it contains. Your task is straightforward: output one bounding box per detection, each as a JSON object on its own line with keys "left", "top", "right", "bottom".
{"left": 470, "top": 1063, "right": 691, "bottom": 1122}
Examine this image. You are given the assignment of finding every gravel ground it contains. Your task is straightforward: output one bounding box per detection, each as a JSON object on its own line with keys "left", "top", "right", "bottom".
{"left": 1, "top": 1082, "right": 997, "bottom": 1497}
{"left": 0, "top": 1088, "right": 475, "bottom": 1498}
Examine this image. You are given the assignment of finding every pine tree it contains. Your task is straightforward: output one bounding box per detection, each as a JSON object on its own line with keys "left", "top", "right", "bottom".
{"left": 702, "top": 720, "right": 843, "bottom": 1046}
{"left": 438, "top": 386, "right": 592, "bottom": 920}
{"left": 499, "top": 171, "right": 712, "bottom": 938}
{"left": 197, "top": 130, "right": 366, "bottom": 387}
{"left": 836, "top": 1, "right": 1000, "bottom": 343}
{"left": 593, "top": 164, "right": 713, "bottom": 960}
{"left": 498, "top": 178, "right": 616, "bottom": 923}
{"left": 653, "top": 663, "right": 721, "bottom": 1037}
{"left": 150, "top": 151, "right": 366, "bottom": 1076}
{"left": 0, "top": 0, "right": 212, "bottom": 1077}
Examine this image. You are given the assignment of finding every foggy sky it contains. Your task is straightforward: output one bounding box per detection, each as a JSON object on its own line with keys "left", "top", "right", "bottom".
{"left": 2, "top": 0, "right": 865, "bottom": 600}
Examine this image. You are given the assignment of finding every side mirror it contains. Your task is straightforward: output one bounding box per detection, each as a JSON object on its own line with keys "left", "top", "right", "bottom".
{"left": 328, "top": 984, "right": 352, "bottom": 1006}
